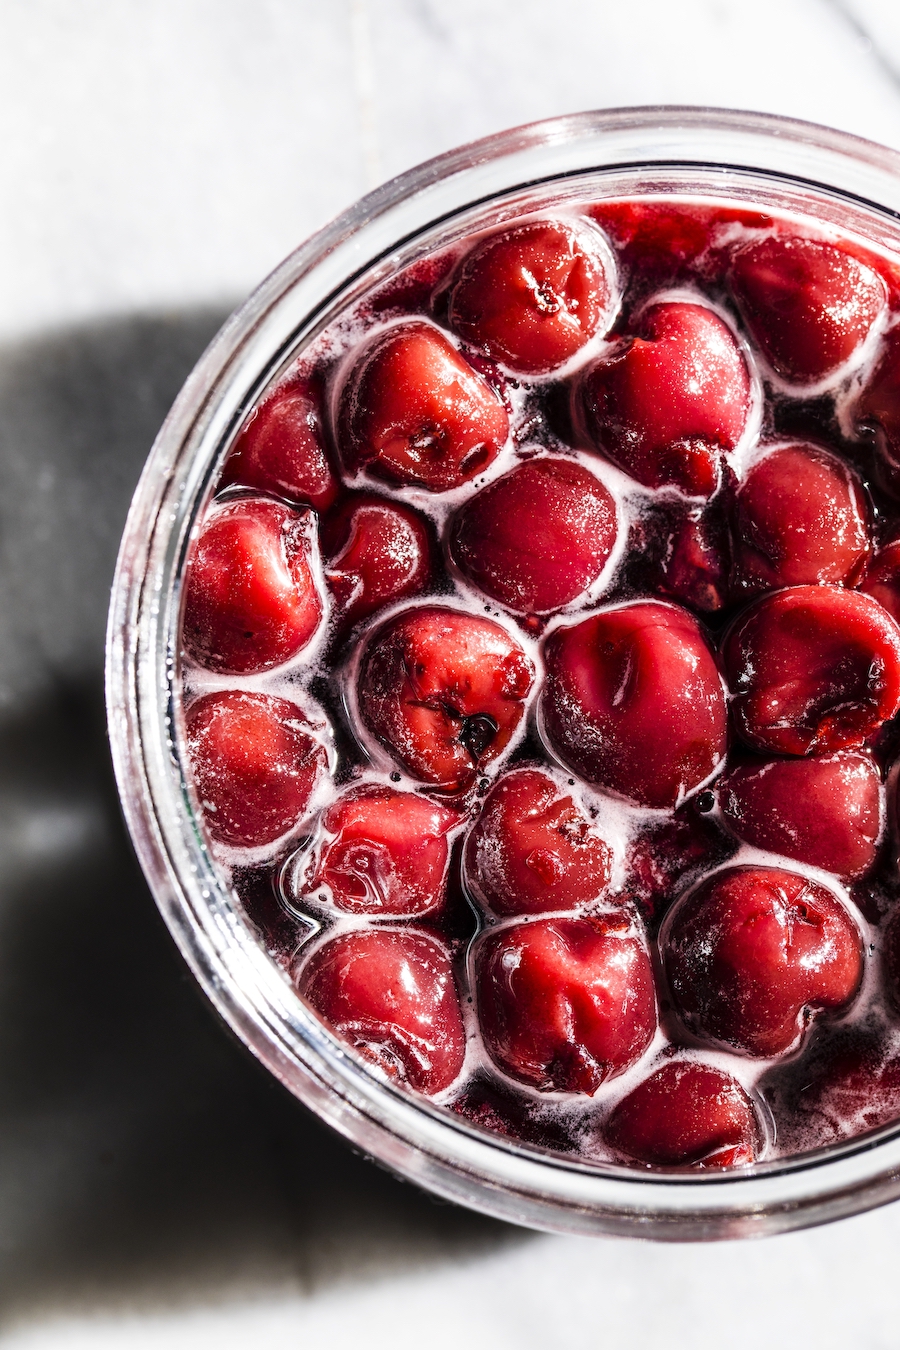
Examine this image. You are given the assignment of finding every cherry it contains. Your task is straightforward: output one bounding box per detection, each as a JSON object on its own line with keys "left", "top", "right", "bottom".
{"left": 185, "top": 690, "right": 327, "bottom": 848}
{"left": 719, "top": 750, "right": 883, "bottom": 881}
{"left": 319, "top": 492, "right": 435, "bottom": 631}
{"left": 463, "top": 767, "right": 613, "bottom": 917}
{"left": 662, "top": 865, "right": 864, "bottom": 1057}
{"left": 182, "top": 496, "right": 324, "bottom": 674}
{"left": 356, "top": 605, "right": 534, "bottom": 793}
{"left": 473, "top": 914, "right": 656, "bottom": 1094}
{"left": 655, "top": 498, "right": 731, "bottom": 614}
{"left": 722, "top": 585, "right": 900, "bottom": 756}
{"left": 297, "top": 928, "right": 466, "bottom": 1095}
{"left": 856, "top": 327, "right": 900, "bottom": 495}
{"left": 729, "top": 235, "right": 886, "bottom": 385}
{"left": 446, "top": 218, "right": 615, "bottom": 375}
{"left": 220, "top": 377, "right": 338, "bottom": 510}
{"left": 541, "top": 600, "right": 727, "bottom": 809}
{"left": 604, "top": 1060, "right": 760, "bottom": 1167}
{"left": 448, "top": 456, "right": 618, "bottom": 614}
{"left": 576, "top": 300, "right": 751, "bottom": 497}
{"left": 336, "top": 320, "right": 509, "bottom": 492}
{"left": 588, "top": 202, "right": 772, "bottom": 289}
{"left": 624, "top": 801, "right": 737, "bottom": 930}
{"left": 302, "top": 784, "right": 459, "bottom": 916}
{"left": 859, "top": 540, "right": 900, "bottom": 625}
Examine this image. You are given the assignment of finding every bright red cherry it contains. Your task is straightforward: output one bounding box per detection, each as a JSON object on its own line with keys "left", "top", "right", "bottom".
{"left": 604, "top": 1060, "right": 761, "bottom": 1167}
{"left": 541, "top": 600, "right": 727, "bottom": 809}
{"left": 732, "top": 443, "right": 870, "bottom": 595}
{"left": 719, "top": 750, "right": 883, "bottom": 881}
{"left": 320, "top": 492, "right": 435, "bottom": 630}
{"left": 577, "top": 300, "right": 751, "bottom": 497}
{"left": 722, "top": 585, "right": 900, "bottom": 756}
{"left": 186, "top": 690, "right": 327, "bottom": 848}
{"left": 182, "top": 496, "right": 324, "bottom": 673}
{"left": 220, "top": 378, "right": 338, "bottom": 510}
{"left": 729, "top": 235, "right": 886, "bottom": 385}
{"left": 473, "top": 914, "right": 656, "bottom": 1094}
{"left": 663, "top": 865, "right": 864, "bottom": 1058}
{"left": 356, "top": 605, "right": 534, "bottom": 793}
{"left": 298, "top": 928, "right": 466, "bottom": 1095}
{"left": 447, "top": 218, "right": 615, "bottom": 375}
{"left": 448, "top": 456, "right": 618, "bottom": 614}
{"left": 302, "top": 784, "right": 459, "bottom": 916}
{"left": 463, "top": 768, "right": 613, "bottom": 917}
{"left": 336, "top": 320, "right": 509, "bottom": 492}
{"left": 859, "top": 540, "right": 900, "bottom": 624}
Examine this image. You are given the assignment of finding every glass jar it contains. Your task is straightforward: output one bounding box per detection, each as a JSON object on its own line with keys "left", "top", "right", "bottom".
{"left": 106, "top": 107, "right": 900, "bottom": 1240}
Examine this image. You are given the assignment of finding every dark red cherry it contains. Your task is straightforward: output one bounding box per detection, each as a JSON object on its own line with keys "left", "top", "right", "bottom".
{"left": 220, "top": 378, "right": 338, "bottom": 510}
{"left": 624, "top": 801, "right": 737, "bottom": 930}
{"left": 320, "top": 492, "right": 435, "bottom": 630}
{"left": 859, "top": 540, "right": 900, "bottom": 625}
{"left": 662, "top": 865, "right": 864, "bottom": 1058}
{"left": 588, "top": 202, "right": 772, "bottom": 287}
{"left": 473, "top": 914, "right": 656, "bottom": 1094}
{"left": 448, "top": 456, "right": 618, "bottom": 614}
{"left": 186, "top": 690, "right": 327, "bottom": 848}
{"left": 719, "top": 750, "right": 883, "bottom": 881}
{"left": 336, "top": 321, "right": 509, "bottom": 492}
{"left": 541, "top": 600, "right": 727, "bottom": 808}
{"left": 303, "top": 784, "right": 459, "bottom": 916}
{"left": 447, "top": 218, "right": 615, "bottom": 375}
{"left": 732, "top": 443, "right": 870, "bottom": 595}
{"left": 656, "top": 498, "right": 731, "bottom": 613}
{"left": 298, "top": 928, "right": 466, "bottom": 1095}
{"left": 856, "top": 328, "right": 900, "bottom": 496}
{"left": 722, "top": 585, "right": 900, "bottom": 756}
{"left": 463, "top": 767, "right": 613, "bottom": 917}
{"left": 577, "top": 301, "right": 750, "bottom": 497}
{"left": 604, "top": 1060, "right": 760, "bottom": 1168}
{"left": 182, "top": 497, "right": 324, "bottom": 674}
{"left": 729, "top": 235, "right": 886, "bottom": 385}
{"left": 356, "top": 605, "right": 534, "bottom": 793}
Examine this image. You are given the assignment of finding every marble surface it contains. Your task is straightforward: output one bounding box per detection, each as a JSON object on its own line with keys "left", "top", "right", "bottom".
{"left": 5, "top": 1, "right": 900, "bottom": 1344}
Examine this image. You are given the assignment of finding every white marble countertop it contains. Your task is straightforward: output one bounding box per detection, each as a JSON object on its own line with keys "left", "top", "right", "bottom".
{"left": 4, "top": 2, "right": 900, "bottom": 1345}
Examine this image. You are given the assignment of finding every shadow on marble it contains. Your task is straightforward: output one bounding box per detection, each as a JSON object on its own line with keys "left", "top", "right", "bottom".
{"left": 0, "top": 312, "right": 524, "bottom": 1326}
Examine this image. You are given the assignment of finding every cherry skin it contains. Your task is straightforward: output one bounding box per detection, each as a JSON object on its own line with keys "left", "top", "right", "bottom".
{"left": 448, "top": 456, "right": 618, "bottom": 614}
{"left": 446, "top": 218, "right": 615, "bottom": 375}
{"left": 604, "top": 1060, "right": 760, "bottom": 1168}
{"left": 319, "top": 492, "right": 435, "bottom": 631}
{"left": 473, "top": 914, "right": 656, "bottom": 1094}
{"left": 732, "top": 442, "right": 870, "bottom": 595}
{"left": 356, "top": 605, "right": 534, "bottom": 793}
{"left": 463, "top": 767, "right": 613, "bottom": 917}
{"left": 729, "top": 234, "right": 886, "bottom": 385}
{"left": 719, "top": 750, "right": 883, "bottom": 882}
{"left": 859, "top": 540, "right": 900, "bottom": 625}
{"left": 722, "top": 585, "right": 900, "bottom": 756}
{"left": 302, "top": 784, "right": 459, "bottom": 916}
{"left": 336, "top": 320, "right": 509, "bottom": 492}
{"left": 220, "top": 377, "right": 338, "bottom": 510}
{"left": 182, "top": 496, "right": 324, "bottom": 674}
{"left": 186, "top": 690, "right": 327, "bottom": 848}
{"left": 662, "top": 865, "right": 864, "bottom": 1058}
{"left": 856, "top": 328, "right": 900, "bottom": 496}
{"left": 541, "top": 600, "right": 727, "bottom": 809}
{"left": 297, "top": 928, "right": 466, "bottom": 1095}
{"left": 655, "top": 500, "right": 731, "bottom": 614}
{"left": 576, "top": 300, "right": 751, "bottom": 497}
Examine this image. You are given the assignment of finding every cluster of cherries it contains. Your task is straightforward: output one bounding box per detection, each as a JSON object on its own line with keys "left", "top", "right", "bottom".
{"left": 181, "top": 198, "right": 900, "bottom": 1170}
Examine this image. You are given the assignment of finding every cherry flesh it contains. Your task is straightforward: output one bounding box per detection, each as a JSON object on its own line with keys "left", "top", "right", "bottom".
{"left": 732, "top": 442, "right": 870, "bottom": 595}
{"left": 577, "top": 300, "right": 751, "bottom": 497}
{"left": 722, "top": 585, "right": 900, "bottom": 756}
{"left": 448, "top": 456, "right": 618, "bottom": 614}
{"left": 336, "top": 320, "right": 509, "bottom": 492}
{"left": 356, "top": 605, "right": 534, "bottom": 792}
{"left": 719, "top": 750, "right": 883, "bottom": 881}
{"left": 463, "top": 767, "right": 613, "bottom": 918}
{"left": 186, "top": 690, "right": 326, "bottom": 848}
{"left": 320, "top": 492, "right": 435, "bottom": 631}
{"left": 298, "top": 928, "right": 466, "bottom": 1095}
{"left": 729, "top": 235, "right": 885, "bottom": 385}
{"left": 474, "top": 914, "right": 656, "bottom": 1094}
{"left": 663, "top": 865, "right": 864, "bottom": 1058}
{"left": 859, "top": 540, "right": 900, "bottom": 625}
{"left": 541, "top": 600, "right": 727, "bottom": 809}
{"left": 604, "top": 1060, "right": 760, "bottom": 1168}
{"left": 220, "top": 378, "right": 338, "bottom": 511}
{"left": 447, "top": 219, "right": 615, "bottom": 375}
